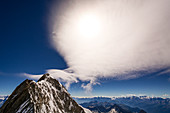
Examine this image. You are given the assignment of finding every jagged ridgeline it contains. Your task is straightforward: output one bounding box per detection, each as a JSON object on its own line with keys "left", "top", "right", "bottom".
{"left": 0, "top": 74, "right": 91, "bottom": 113}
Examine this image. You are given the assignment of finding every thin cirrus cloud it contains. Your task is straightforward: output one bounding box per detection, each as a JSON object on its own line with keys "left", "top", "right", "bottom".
{"left": 26, "top": 0, "right": 170, "bottom": 91}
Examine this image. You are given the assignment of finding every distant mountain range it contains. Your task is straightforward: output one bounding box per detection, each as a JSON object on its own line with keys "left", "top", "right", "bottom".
{"left": 81, "top": 101, "right": 146, "bottom": 113}
{"left": 0, "top": 96, "right": 8, "bottom": 107}
{"left": 74, "top": 96, "right": 170, "bottom": 113}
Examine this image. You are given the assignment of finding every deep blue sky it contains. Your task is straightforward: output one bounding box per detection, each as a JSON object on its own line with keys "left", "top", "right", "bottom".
{"left": 0, "top": 0, "right": 67, "bottom": 95}
{"left": 0, "top": 0, "right": 170, "bottom": 97}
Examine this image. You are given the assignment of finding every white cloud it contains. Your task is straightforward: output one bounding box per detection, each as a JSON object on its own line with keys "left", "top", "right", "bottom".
{"left": 163, "top": 94, "right": 169, "bottom": 97}
{"left": 22, "top": 73, "right": 42, "bottom": 80}
{"left": 46, "top": 69, "right": 78, "bottom": 89}
{"left": 22, "top": 69, "right": 78, "bottom": 89}
{"left": 158, "top": 69, "right": 170, "bottom": 75}
{"left": 156, "top": 68, "right": 170, "bottom": 81}
{"left": 120, "top": 94, "right": 147, "bottom": 97}
{"left": 26, "top": 0, "right": 170, "bottom": 91}
{"left": 81, "top": 80, "right": 100, "bottom": 93}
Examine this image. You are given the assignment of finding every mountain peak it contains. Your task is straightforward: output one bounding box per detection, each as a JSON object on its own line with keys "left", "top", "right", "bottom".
{"left": 0, "top": 74, "right": 91, "bottom": 113}
{"left": 37, "top": 73, "right": 52, "bottom": 82}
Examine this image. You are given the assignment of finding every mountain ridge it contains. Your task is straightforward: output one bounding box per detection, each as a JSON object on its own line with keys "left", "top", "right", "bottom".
{"left": 74, "top": 96, "right": 170, "bottom": 113}
{"left": 0, "top": 73, "right": 91, "bottom": 113}
{"left": 81, "top": 101, "right": 146, "bottom": 113}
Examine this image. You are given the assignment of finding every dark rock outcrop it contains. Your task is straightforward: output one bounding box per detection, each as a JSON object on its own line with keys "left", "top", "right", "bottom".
{"left": 139, "top": 110, "right": 147, "bottom": 113}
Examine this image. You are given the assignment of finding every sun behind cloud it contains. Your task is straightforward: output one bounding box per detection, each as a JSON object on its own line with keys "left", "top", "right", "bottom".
{"left": 76, "top": 14, "right": 102, "bottom": 38}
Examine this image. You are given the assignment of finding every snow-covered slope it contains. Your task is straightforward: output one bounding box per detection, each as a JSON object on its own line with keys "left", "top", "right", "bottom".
{"left": 0, "top": 73, "right": 91, "bottom": 113}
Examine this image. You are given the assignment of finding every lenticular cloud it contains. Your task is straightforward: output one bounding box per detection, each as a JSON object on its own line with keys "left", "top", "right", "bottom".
{"left": 27, "top": 0, "right": 170, "bottom": 90}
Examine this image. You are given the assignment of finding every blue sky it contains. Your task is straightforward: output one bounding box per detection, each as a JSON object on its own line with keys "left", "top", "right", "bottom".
{"left": 0, "top": 0, "right": 170, "bottom": 98}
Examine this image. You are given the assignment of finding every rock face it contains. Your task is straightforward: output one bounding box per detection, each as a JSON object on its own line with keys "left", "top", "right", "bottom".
{"left": 139, "top": 110, "right": 147, "bottom": 113}
{"left": 0, "top": 73, "right": 90, "bottom": 113}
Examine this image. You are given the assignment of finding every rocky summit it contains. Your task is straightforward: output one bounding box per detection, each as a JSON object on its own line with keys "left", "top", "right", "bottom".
{"left": 0, "top": 73, "right": 91, "bottom": 113}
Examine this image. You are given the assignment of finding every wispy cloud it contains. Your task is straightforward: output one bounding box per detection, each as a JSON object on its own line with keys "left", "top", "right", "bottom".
{"left": 81, "top": 80, "right": 100, "bottom": 93}
{"left": 156, "top": 68, "right": 170, "bottom": 81}
{"left": 22, "top": 69, "right": 78, "bottom": 89}
{"left": 157, "top": 69, "right": 170, "bottom": 76}
{"left": 22, "top": 73, "right": 42, "bottom": 80}
{"left": 27, "top": 0, "right": 170, "bottom": 91}
{"left": 120, "top": 94, "right": 146, "bottom": 97}
{"left": 163, "top": 94, "right": 169, "bottom": 97}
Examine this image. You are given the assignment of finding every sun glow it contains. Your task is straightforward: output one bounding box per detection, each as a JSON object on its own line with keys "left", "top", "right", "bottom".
{"left": 77, "top": 14, "right": 102, "bottom": 38}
